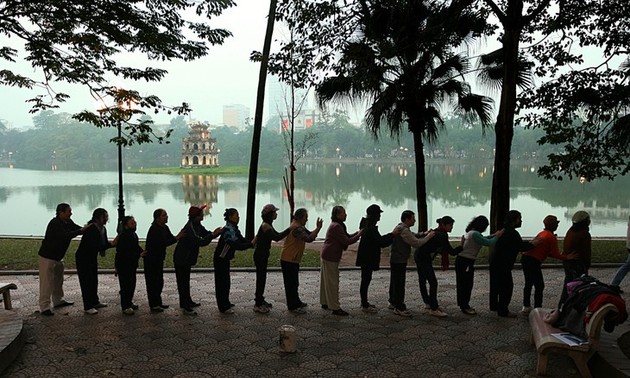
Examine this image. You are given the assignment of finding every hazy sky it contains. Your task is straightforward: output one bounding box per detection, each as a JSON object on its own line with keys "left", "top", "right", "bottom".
{"left": 0, "top": 0, "right": 273, "bottom": 129}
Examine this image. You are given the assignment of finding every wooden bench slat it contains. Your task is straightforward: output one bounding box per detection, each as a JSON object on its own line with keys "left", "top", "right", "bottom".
{"left": 529, "top": 304, "right": 617, "bottom": 377}
{"left": 0, "top": 283, "right": 17, "bottom": 310}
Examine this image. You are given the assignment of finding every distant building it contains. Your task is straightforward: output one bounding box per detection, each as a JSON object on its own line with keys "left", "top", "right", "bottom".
{"left": 223, "top": 104, "right": 250, "bottom": 129}
{"left": 181, "top": 121, "right": 219, "bottom": 167}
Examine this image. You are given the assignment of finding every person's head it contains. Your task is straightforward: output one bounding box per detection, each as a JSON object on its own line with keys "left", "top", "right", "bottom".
{"left": 504, "top": 210, "right": 522, "bottom": 229}
{"left": 188, "top": 205, "right": 206, "bottom": 221}
{"left": 543, "top": 215, "right": 560, "bottom": 232}
{"left": 436, "top": 215, "right": 455, "bottom": 233}
{"left": 571, "top": 210, "right": 590, "bottom": 227}
{"left": 56, "top": 203, "right": 72, "bottom": 221}
{"left": 294, "top": 208, "right": 308, "bottom": 226}
{"left": 121, "top": 215, "right": 137, "bottom": 231}
{"left": 366, "top": 204, "right": 383, "bottom": 222}
{"left": 331, "top": 205, "right": 347, "bottom": 223}
{"left": 224, "top": 208, "right": 239, "bottom": 224}
{"left": 261, "top": 204, "right": 279, "bottom": 224}
{"left": 401, "top": 210, "right": 416, "bottom": 227}
{"left": 153, "top": 208, "right": 168, "bottom": 225}
{"left": 465, "top": 215, "right": 489, "bottom": 233}
{"left": 91, "top": 208, "right": 108, "bottom": 225}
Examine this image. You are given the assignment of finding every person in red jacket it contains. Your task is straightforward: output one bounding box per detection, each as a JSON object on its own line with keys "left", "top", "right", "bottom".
{"left": 520, "top": 215, "right": 576, "bottom": 313}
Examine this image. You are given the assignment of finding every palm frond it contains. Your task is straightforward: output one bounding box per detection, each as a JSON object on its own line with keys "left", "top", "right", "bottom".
{"left": 477, "top": 48, "right": 533, "bottom": 93}
{"left": 456, "top": 94, "right": 495, "bottom": 127}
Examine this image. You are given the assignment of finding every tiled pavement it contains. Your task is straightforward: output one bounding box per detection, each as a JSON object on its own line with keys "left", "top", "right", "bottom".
{"left": 1, "top": 266, "right": 628, "bottom": 377}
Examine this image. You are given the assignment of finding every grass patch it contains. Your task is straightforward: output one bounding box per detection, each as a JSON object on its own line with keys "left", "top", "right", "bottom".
{"left": 0, "top": 238, "right": 625, "bottom": 271}
{"left": 127, "top": 166, "right": 270, "bottom": 175}
{"left": 0, "top": 238, "right": 319, "bottom": 270}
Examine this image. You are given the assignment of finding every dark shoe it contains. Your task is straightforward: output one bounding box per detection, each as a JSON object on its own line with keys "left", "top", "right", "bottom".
{"left": 262, "top": 300, "right": 273, "bottom": 308}
{"left": 321, "top": 304, "right": 329, "bottom": 310}
{"left": 94, "top": 302, "right": 108, "bottom": 309}
{"left": 290, "top": 307, "right": 306, "bottom": 315}
{"left": 53, "top": 300, "right": 74, "bottom": 308}
{"left": 332, "top": 309, "right": 349, "bottom": 316}
{"left": 461, "top": 308, "right": 477, "bottom": 315}
{"left": 499, "top": 312, "right": 518, "bottom": 318}
{"left": 298, "top": 302, "right": 308, "bottom": 308}
{"left": 150, "top": 306, "right": 164, "bottom": 313}
{"left": 159, "top": 304, "right": 169, "bottom": 309}
{"left": 131, "top": 304, "right": 139, "bottom": 310}
{"left": 182, "top": 308, "right": 197, "bottom": 316}
{"left": 41, "top": 309, "right": 54, "bottom": 316}
{"left": 229, "top": 303, "right": 235, "bottom": 308}
{"left": 190, "top": 302, "right": 201, "bottom": 308}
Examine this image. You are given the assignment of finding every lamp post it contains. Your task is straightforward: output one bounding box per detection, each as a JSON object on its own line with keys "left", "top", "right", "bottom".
{"left": 117, "top": 120, "right": 125, "bottom": 229}
{"left": 97, "top": 91, "right": 132, "bottom": 231}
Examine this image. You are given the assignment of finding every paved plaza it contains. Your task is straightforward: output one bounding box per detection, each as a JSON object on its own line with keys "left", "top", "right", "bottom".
{"left": 2, "top": 266, "right": 629, "bottom": 377}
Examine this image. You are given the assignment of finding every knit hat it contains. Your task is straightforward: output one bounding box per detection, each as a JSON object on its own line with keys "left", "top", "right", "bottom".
{"left": 571, "top": 210, "right": 590, "bottom": 224}
{"left": 543, "top": 215, "right": 559, "bottom": 228}
{"left": 261, "top": 204, "right": 279, "bottom": 216}
{"left": 366, "top": 204, "right": 383, "bottom": 216}
{"left": 188, "top": 205, "right": 207, "bottom": 217}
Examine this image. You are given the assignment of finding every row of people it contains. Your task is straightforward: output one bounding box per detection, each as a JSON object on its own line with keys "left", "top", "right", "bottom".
{"left": 38, "top": 203, "right": 612, "bottom": 318}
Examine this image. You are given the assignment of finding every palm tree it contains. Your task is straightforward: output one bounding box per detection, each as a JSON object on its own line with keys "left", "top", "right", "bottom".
{"left": 316, "top": 0, "right": 493, "bottom": 230}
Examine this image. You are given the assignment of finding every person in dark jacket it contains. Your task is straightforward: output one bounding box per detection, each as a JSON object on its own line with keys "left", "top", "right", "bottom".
{"left": 173, "top": 205, "right": 222, "bottom": 315}
{"left": 115, "top": 216, "right": 144, "bottom": 315}
{"left": 144, "top": 208, "right": 184, "bottom": 312}
{"left": 214, "top": 208, "right": 254, "bottom": 314}
{"left": 75, "top": 208, "right": 115, "bottom": 314}
{"left": 38, "top": 203, "right": 90, "bottom": 316}
{"left": 489, "top": 210, "right": 537, "bottom": 317}
{"left": 414, "top": 216, "right": 463, "bottom": 318}
{"left": 356, "top": 204, "right": 400, "bottom": 313}
{"left": 252, "top": 204, "right": 290, "bottom": 314}
{"left": 559, "top": 210, "right": 592, "bottom": 307}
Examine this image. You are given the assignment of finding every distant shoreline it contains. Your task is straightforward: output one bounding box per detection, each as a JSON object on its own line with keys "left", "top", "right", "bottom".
{"left": 127, "top": 166, "right": 271, "bottom": 175}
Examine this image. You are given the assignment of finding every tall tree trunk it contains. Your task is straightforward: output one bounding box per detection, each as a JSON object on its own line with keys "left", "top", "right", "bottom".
{"left": 490, "top": 7, "right": 522, "bottom": 233}
{"left": 412, "top": 130, "right": 429, "bottom": 232}
{"left": 245, "top": 0, "right": 277, "bottom": 239}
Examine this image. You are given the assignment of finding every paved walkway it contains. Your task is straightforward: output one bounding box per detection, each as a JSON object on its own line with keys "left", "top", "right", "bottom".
{"left": 2, "top": 267, "right": 628, "bottom": 377}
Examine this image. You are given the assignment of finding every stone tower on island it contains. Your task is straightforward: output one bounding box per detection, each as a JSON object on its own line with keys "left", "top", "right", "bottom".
{"left": 181, "top": 121, "right": 219, "bottom": 167}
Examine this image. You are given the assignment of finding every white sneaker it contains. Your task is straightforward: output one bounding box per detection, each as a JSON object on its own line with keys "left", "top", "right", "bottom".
{"left": 122, "top": 308, "right": 134, "bottom": 315}
{"left": 85, "top": 308, "right": 98, "bottom": 315}
{"left": 253, "top": 305, "right": 270, "bottom": 314}
{"left": 393, "top": 308, "right": 412, "bottom": 317}
{"left": 429, "top": 309, "right": 448, "bottom": 318}
{"left": 521, "top": 306, "right": 532, "bottom": 314}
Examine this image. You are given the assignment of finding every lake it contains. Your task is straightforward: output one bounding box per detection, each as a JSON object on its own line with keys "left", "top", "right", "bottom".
{"left": 0, "top": 162, "right": 628, "bottom": 238}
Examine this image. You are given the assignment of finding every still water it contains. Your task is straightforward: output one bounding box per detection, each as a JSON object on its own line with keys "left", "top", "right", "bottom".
{"left": 0, "top": 163, "right": 628, "bottom": 238}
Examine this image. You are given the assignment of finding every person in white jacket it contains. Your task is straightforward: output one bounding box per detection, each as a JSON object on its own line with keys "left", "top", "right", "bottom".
{"left": 388, "top": 210, "right": 434, "bottom": 317}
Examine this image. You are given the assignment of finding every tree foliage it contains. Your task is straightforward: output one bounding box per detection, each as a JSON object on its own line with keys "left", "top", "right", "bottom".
{"left": 519, "top": 0, "right": 630, "bottom": 180}
{"left": 0, "top": 0, "right": 234, "bottom": 145}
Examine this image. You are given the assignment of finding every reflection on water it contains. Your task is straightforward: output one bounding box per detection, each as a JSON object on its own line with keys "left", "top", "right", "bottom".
{"left": 0, "top": 163, "right": 628, "bottom": 237}
{"left": 181, "top": 174, "right": 219, "bottom": 216}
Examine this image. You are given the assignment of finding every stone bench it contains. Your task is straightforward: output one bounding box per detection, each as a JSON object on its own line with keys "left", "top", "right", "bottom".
{"left": 0, "top": 283, "right": 17, "bottom": 310}
{"left": 529, "top": 304, "right": 618, "bottom": 377}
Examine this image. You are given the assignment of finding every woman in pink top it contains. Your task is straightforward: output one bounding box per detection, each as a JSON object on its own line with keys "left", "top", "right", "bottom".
{"left": 320, "top": 206, "right": 362, "bottom": 316}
